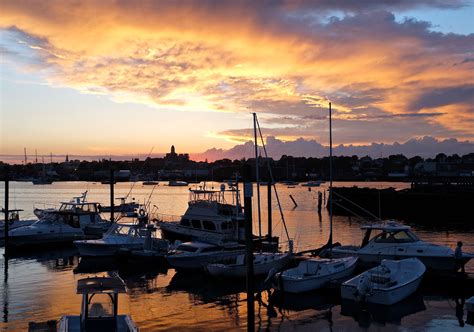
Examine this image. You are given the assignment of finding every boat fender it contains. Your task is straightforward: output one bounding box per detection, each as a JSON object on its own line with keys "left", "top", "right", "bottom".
{"left": 138, "top": 208, "right": 146, "bottom": 217}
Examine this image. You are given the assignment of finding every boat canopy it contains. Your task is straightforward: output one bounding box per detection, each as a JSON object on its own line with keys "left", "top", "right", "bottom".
{"left": 77, "top": 277, "right": 126, "bottom": 294}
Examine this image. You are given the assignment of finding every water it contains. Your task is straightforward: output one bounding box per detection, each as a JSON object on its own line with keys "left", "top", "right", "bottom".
{"left": 0, "top": 181, "right": 473, "bottom": 331}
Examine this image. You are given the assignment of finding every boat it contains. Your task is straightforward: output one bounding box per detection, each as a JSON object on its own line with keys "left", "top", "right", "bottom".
{"left": 142, "top": 181, "right": 159, "bottom": 186}
{"left": 0, "top": 209, "right": 37, "bottom": 239}
{"left": 99, "top": 197, "right": 139, "bottom": 213}
{"left": 166, "top": 241, "right": 245, "bottom": 270}
{"left": 156, "top": 185, "right": 245, "bottom": 243}
{"left": 74, "top": 223, "right": 168, "bottom": 257}
{"left": 206, "top": 252, "right": 291, "bottom": 278}
{"left": 29, "top": 276, "right": 139, "bottom": 331}
{"left": 325, "top": 221, "right": 474, "bottom": 271}
{"left": 301, "top": 181, "right": 323, "bottom": 187}
{"left": 32, "top": 178, "right": 53, "bottom": 185}
{"left": 8, "top": 200, "right": 111, "bottom": 248}
{"left": 34, "top": 191, "right": 88, "bottom": 219}
{"left": 274, "top": 256, "right": 358, "bottom": 293}
{"left": 168, "top": 180, "right": 188, "bottom": 186}
{"left": 341, "top": 258, "right": 426, "bottom": 305}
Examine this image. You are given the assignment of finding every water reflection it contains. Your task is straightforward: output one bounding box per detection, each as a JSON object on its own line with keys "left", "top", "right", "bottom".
{"left": 340, "top": 293, "right": 426, "bottom": 327}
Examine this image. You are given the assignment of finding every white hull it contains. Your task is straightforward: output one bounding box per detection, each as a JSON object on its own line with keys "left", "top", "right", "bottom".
{"left": 0, "top": 220, "right": 37, "bottom": 239}
{"left": 207, "top": 253, "right": 291, "bottom": 278}
{"left": 74, "top": 241, "right": 144, "bottom": 257}
{"left": 276, "top": 257, "right": 358, "bottom": 293}
{"left": 341, "top": 258, "right": 425, "bottom": 305}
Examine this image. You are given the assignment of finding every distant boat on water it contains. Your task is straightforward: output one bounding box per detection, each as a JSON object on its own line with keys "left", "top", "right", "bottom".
{"left": 168, "top": 180, "right": 188, "bottom": 186}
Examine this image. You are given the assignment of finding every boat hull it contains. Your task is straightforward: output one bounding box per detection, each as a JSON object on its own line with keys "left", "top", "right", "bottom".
{"left": 8, "top": 232, "right": 85, "bottom": 248}
{"left": 167, "top": 250, "right": 244, "bottom": 270}
{"left": 74, "top": 240, "right": 144, "bottom": 257}
{"left": 207, "top": 254, "right": 291, "bottom": 278}
{"left": 276, "top": 257, "right": 358, "bottom": 293}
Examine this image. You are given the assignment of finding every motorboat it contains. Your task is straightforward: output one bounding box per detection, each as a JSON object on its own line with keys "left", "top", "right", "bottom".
{"left": 341, "top": 258, "right": 426, "bottom": 305}
{"left": 99, "top": 197, "right": 139, "bottom": 213}
{"left": 8, "top": 200, "right": 110, "bottom": 248}
{"left": 34, "top": 191, "right": 88, "bottom": 219}
{"left": 206, "top": 252, "right": 291, "bottom": 278}
{"left": 29, "top": 277, "right": 139, "bottom": 331}
{"left": 301, "top": 181, "right": 323, "bottom": 187}
{"left": 166, "top": 241, "right": 245, "bottom": 270}
{"left": 142, "top": 181, "right": 159, "bottom": 186}
{"left": 74, "top": 223, "right": 168, "bottom": 257}
{"left": 274, "top": 256, "right": 358, "bottom": 293}
{"left": 156, "top": 186, "right": 246, "bottom": 243}
{"left": 325, "top": 221, "right": 474, "bottom": 271}
{"left": 1, "top": 209, "right": 37, "bottom": 239}
{"left": 168, "top": 180, "right": 188, "bottom": 186}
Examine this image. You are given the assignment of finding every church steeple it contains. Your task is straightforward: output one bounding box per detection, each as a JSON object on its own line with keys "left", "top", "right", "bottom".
{"left": 171, "top": 145, "right": 176, "bottom": 155}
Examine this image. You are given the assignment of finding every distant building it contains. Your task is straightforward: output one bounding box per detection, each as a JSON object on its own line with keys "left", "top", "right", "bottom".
{"left": 164, "top": 145, "right": 189, "bottom": 164}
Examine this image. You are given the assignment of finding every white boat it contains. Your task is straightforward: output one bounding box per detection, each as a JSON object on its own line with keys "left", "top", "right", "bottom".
{"left": 166, "top": 241, "right": 245, "bottom": 270}
{"left": 206, "top": 252, "right": 291, "bottom": 278}
{"left": 274, "top": 256, "right": 358, "bottom": 293}
{"left": 34, "top": 277, "right": 139, "bottom": 331}
{"left": 8, "top": 200, "right": 110, "bottom": 248}
{"left": 168, "top": 180, "right": 188, "bottom": 186}
{"left": 326, "top": 221, "right": 474, "bottom": 271}
{"left": 1, "top": 209, "right": 37, "bottom": 239}
{"left": 74, "top": 223, "right": 168, "bottom": 257}
{"left": 157, "top": 186, "right": 245, "bottom": 243}
{"left": 341, "top": 258, "right": 426, "bottom": 305}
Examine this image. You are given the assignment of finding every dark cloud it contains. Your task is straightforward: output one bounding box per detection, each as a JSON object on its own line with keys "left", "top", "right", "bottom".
{"left": 411, "top": 85, "right": 474, "bottom": 110}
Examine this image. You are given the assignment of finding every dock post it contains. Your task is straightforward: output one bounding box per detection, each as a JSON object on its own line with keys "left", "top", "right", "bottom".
{"left": 267, "top": 181, "right": 272, "bottom": 244}
{"left": 318, "top": 191, "right": 322, "bottom": 214}
{"left": 3, "top": 173, "right": 9, "bottom": 257}
{"left": 110, "top": 168, "right": 115, "bottom": 223}
{"left": 243, "top": 164, "right": 254, "bottom": 332}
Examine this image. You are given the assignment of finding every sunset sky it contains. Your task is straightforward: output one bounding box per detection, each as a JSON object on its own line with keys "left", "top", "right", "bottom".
{"left": 1, "top": 1, "right": 473, "bottom": 160}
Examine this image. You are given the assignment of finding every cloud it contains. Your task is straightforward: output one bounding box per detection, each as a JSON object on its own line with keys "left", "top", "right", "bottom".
{"left": 1, "top": 0, "right": 473, "bottom": 146}
{"left": 192, "top": 136, "right": 474, "bottom": 161}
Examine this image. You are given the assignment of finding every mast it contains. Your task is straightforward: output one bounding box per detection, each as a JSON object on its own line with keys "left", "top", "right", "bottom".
{"left": 24, "top": 147, "right": 27, "bottom": 164}
{"left": 329, "top": 102, "right": 333, "bottom": 253}
{"left": 35, "top": 149, "right": 38, "bottom": 163}
{"left": 253, "top": 113, "right": 262, "bottom": 239}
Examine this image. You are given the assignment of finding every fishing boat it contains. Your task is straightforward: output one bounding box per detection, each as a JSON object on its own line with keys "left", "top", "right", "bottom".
{"left": 206, "top": 252, "right": 291, "bottom": 278}
{"left": 34, "top": 191, "right": 89, "bottom": 219}
{"left": 156, "top": 185, "right": 245, "bottom": 243}
{"left": 0, "top": 209, "right": 37, "bottom": 239}
{"left": 341, "top": 258, "right": 426, "bottom": 305}
{"left": 274, "top": 256, "right": 358, "bottom": 293}
{"left": 166, "top": 241, "right": 245, "bottom": 270}
{"left": 325, "top": 221, "right": 474, "bottom": 271}
{"left": 74, "top": 223, "right": 168, "bottom": 257}
{"left": 99, "top": 197, "right": 139, "bottom": 213}
{"left": 29, "top": 276, "right": 139, "bottom": 331}
{"left": 8, "top": 200, "right": 111, "bottom": 248}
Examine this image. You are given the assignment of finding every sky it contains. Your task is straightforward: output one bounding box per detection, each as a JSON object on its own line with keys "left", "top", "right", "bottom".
{"left": 1, "top": 0, "right": 473, "bottom": 161}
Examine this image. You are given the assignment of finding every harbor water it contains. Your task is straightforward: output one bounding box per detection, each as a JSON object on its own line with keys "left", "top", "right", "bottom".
{"left": 1, "top": 181, "right": 473, "bottom": 331}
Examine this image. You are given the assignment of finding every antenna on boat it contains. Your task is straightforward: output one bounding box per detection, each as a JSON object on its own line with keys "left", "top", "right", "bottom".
{"left": 329, "top": 102, "right": 333, "bottom": 256}
{"left": 253, "top": 113, "right": 262, "bottom": 239}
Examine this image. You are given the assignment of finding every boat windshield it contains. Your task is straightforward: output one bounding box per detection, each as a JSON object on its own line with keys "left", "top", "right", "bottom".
{"left": 112, "top": 225, "right": 133, "bottom": 236}
{"left": 373, "top": 230, "right": 419, "bottom": 243}
{"left": 59, "top": 203, "right": 98, "bottom": 213}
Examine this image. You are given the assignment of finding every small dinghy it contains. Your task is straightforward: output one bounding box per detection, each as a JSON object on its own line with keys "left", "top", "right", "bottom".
{"left": 341, "top": 258, "right": 425, "bottom": 305}
{"left": 274, "top": 256, "right": 358, "bottom": 293}
{"left": 206, "top": 252, "right": 291, "bottom": 278}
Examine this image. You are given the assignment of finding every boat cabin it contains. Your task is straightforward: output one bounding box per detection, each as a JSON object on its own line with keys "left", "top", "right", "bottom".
{"left": 59, "top": 202, "right": 100, "bottom": 214}
{"left": 360, "top": 222, "right": 420, "bottom": 247}
{"left": 1, "top": 208, "right": 23, "bottom": 221}
{"left": 59, "top": 277, "right": 138, "bottom": 331}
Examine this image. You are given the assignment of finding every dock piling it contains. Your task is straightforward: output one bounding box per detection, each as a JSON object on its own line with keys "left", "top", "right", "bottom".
{"left": 110, "top": 168, "right": 115, "bottom": 223}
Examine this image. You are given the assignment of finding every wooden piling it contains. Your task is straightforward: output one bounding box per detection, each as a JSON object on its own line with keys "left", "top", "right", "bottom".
{"left": 243, "top": 164, "right": 254, "bottom": 332}
{"left": 110, "top": 168, "right": 115, "bottom": 223}
{"left": 3, "top": 175, "right": 9, "bottom": 257}
{"left": 289, "top": 194, "right": 298, "bottom": 208}
{"left": 267, "top": 181, "right": 272, "bottom": 242}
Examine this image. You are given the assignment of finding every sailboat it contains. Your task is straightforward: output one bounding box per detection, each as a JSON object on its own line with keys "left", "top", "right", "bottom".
{"left": 273, "top": 102, "right": 358, "bottom": 293}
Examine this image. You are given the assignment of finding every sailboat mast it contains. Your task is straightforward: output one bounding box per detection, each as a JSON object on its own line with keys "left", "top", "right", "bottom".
{"left": 329, "top": 102, "right": 333, "bottom": 251}
{"left": 253, "top": 113, "right": 262, "bottom": 239}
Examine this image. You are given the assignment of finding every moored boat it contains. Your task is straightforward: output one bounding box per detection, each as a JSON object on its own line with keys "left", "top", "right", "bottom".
{"left": 324, "top": 221, "right": 474, "bottom": 271}
{"left": 274, "top": 256, "right": 358, "bottom": 293}
{"left": 1, "top": 209, "right": 37, "bottom": 239}
{"left": 341, "top": 258, "right": 426, "bottom": 305}
{"left": 166, "top": 241, "right": 245, "bottom": 270}
{"left": 206, "top": 252, "right": 291, "bottom": 278}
